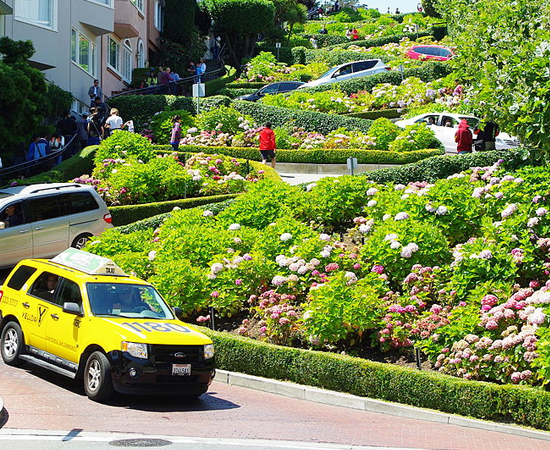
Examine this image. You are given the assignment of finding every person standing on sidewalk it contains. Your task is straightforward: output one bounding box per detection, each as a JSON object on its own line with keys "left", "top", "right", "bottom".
{"left": 259, "top": 122, "right": 277, "bottom": 169}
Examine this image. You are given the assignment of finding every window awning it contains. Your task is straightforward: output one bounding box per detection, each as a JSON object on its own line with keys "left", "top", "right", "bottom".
{"left": 0, "top": 1, "right": 13, "bottom": 15}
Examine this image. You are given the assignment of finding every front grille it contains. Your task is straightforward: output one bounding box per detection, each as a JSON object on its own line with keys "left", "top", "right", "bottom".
{"left": 150, "top": 345, "right": 204, "bottom": 365}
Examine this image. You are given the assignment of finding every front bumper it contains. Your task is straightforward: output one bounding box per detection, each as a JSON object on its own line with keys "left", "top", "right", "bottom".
{"left": 109, "top": 350, "right": 215, "bottom": 396}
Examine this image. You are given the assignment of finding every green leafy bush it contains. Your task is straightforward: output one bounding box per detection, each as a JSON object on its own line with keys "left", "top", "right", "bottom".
{"left": 149, "top": 110, "right": 194, "bottom": 144}
{"left": 196, "top": 105, "right": 255, "bottom": 134}
{"left": 368, "top": 118, "right": 401, "bottom": 150}
{"left": 93, "top": 132, "right": 155, "bottom": 168}
{"left": 389, "top": 123, "right": 438, "bottom": 152}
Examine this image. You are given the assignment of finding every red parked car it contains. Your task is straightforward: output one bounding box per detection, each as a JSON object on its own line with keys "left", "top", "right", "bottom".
{"left": 406, "top": 45, "right": 455, "bottom": 61}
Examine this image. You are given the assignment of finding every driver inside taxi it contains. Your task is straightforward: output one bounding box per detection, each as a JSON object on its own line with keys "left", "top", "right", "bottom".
{"left": 112, "top": 288, "right": 150, "bottom": 313}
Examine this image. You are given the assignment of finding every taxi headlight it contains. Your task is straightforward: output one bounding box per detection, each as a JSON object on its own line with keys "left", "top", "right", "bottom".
{"left": 122, "top": 341, "right": 148, "bottom": 359}
{"left": 204, "top": 344, "right": 215, "bottom": 360}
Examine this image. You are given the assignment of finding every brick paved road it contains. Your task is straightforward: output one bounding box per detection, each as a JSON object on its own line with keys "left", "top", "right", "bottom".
{"left": 1, "top": 359, "right": 550, "bottom": 450}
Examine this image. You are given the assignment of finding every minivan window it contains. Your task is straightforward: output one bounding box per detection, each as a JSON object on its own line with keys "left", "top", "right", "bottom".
{"left": 0, "top": 201, "right": 26, "bottom": 227}
{"left": 28, "top": 197, "right": 61, "bottom": 222}
{"left": 6, "top": 265, "right": 37, "bottom": 290}
{"left": 58, "top": 192, "right": 99, "bottom": 214}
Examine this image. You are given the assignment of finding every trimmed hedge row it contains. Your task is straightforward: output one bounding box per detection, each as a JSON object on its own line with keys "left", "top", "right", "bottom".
{"left": 4, "top": 146, "right": 97, "bottom": 187}
{"left": 154, "top": 145, "right": 443, "bottom": 165}
{"left": 325, "top": 31, "right": 433, "bottom": 51}
{"left": 298, "top": 61, "right": 453, "bottom": 96}
{"left": 345, "top": 108, "right": 405, "bottom": 120}
{"left": 302, "top": 49, "right": 395, "bottom": 66}
{"left": 106, "top": 95, "right": 232, "bottom": 129}
{"left": 202, "top": 328, "right": 550, "bottom": 430}
{"left": 205, "top": 66, "right": 237, "bottom": 97}
{"left": 216, "top": 88, "right": 258, "bottom": 99}
{"left": 225, "top": 82, "right": 268, "bottom": 89}
{"left": 109, "top": 194, "right": 239, "bottom": 226}
{"left": 232, "top": 100, "right": 373, "bottom": 134}
{"left": 364, "top": 148, "right": 531, "bottom": 184}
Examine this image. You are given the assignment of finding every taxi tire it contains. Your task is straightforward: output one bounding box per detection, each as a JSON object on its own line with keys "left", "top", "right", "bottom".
{"left": 84, "top": 351, "right": 114, "bottom": 403}
{"left": 1, "top": 322, "right": 25, "bottom": 366}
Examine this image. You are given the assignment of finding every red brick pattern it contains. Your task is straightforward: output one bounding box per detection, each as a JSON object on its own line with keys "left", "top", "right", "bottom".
{"left": 1, "top": 360, "right": 549, "bottom": 449}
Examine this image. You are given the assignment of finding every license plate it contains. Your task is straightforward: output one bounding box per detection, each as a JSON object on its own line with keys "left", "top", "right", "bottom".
{"left": 172, "top": 364, "right": 191, "bottom": 376}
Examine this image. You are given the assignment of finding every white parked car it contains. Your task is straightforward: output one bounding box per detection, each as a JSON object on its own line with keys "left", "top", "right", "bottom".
{"left": 394, "top": 113, "right": 520, "bottom": 153}
{"left": 298, "top": 59, "right": 390, "bottom": 89}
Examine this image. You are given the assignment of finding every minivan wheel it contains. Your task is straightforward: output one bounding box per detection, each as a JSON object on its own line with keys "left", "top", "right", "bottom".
{"left": 72, "top": 233, "right": 93, "bottom": 250}
{"left": 1, "top": 322, "right": 25, "bottom": 366}
{"left": 84, "top": 351, "right": 114, "bottom": 402}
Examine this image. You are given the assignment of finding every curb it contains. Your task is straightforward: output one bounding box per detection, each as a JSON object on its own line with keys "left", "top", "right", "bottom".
{"left": 215, "top": 369, "right": 550, "bottom": 442}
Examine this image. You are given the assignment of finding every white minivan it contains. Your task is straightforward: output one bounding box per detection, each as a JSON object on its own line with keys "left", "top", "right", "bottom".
{"left": 0, "top": 183, "right": 113, "bottom": 269}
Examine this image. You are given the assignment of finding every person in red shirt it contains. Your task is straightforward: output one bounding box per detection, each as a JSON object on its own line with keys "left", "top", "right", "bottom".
{"left": 352, "top": 28, "right": 359, "bottom": 40}
{"left": 454, "top": 119, "right": 473, "bottom": 154}
{"left": 259, "top": 122, "right": 277, "bottom": 168}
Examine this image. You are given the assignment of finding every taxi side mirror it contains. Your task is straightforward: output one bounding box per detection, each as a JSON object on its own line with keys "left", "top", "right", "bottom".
{"left": 173, "top": 306, "right": 183, "bottom": 319}
{"left": 0, "top": 222, "right": 5, "bottom": 230}
{"left": 63, "top": 302, "right": 83, "bottom": 316}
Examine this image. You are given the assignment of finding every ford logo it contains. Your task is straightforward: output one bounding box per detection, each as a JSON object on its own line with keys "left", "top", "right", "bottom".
{"left": 174, "top": 352, "right": 186, "bottom": 358}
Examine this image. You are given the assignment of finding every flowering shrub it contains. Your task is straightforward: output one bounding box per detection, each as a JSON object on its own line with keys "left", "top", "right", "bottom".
{"left": 147, "top": 110, "right": 195, "bottom": 144}
{"left": 195, "top": 106, "right": 255, "bottom": 135}
{"left": 388, "top": 123, "right": 438, "bottom": 152}
{"left": 87, "top": 163, "right": 550, "bottom": 386}
{"left": 85, "top": 152, "right": 265, "bottom": 206}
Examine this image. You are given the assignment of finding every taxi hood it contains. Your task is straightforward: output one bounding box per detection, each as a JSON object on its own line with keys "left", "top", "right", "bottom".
{"left": 96, "top": 317, "right": 212, "bottom": 346}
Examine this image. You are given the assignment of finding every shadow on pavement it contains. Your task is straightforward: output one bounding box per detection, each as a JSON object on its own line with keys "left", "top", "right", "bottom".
{"left": 20, "top": 363, "right": 238, "bottom": 412}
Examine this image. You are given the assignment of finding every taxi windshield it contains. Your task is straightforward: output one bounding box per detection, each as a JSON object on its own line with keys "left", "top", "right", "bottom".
{"left": 87, "top": 283, "right": 174, "bottom": 319}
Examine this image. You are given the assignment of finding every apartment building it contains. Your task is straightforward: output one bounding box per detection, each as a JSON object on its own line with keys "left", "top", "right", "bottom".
{"left": 2, "top": 0, "right": 162, "bottom": 111}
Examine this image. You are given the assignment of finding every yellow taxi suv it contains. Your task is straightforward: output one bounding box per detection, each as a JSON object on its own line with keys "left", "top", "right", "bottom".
{"left": 0, "top": 248, "right": 215, "bottom": 403}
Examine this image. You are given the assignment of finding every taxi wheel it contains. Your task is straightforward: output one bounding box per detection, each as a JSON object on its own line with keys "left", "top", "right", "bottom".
{"left": 1, "top": 322, "right": 25, "bottom": 366}
{"left": 72, "top": 233, "right": 93, "bottom": 250}
{"left": 84, "top": 351, "right": 114, "bottom": 403}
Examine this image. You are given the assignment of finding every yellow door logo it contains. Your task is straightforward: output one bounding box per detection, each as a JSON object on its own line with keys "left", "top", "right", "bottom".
{"left": 38, "top": 305, "right": 48, "bottom": 326}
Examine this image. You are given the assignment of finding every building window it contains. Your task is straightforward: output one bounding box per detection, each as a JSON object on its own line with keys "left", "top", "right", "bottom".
{"left": 137, "top": 40, "right": 145, "bottom": 68}
{"left": 108, "top": 36, "right": 120, "bottom": 72}
{"left": 71, "top": 29, "right": 96, "bottom": 76}
{"left": 131, "top": 0, "right": 144, "bottom": 12}
{"left": 122, "top": 40, "right": 132, "bottom": 82}
{"left": 154, "top": 1, "right": 163, "bottom": 31}
{"left": 15, "top": 0, "right": 55, "bottom": 28}
{"left": 89, "top": 0, "right": 112, "bottom": 6}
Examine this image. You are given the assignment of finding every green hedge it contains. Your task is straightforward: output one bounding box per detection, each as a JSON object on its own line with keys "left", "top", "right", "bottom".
{"left": 303, "top": 49, "right": 395, "bottom": 66}
{"left": 3, "top": 145, "right": 96, "bottom": 187}
{"left": 253, "top": 44, "right": 294, "bottom": 64}
{"left": 365, "top": 148, "right": 532, "bottom": 184}
{"left": 299, "top": 61, "right": 453, "bottom": 96}
{"left": 109, "top": 194, "right": 239, "bottom": 226}
{"left": 225, "top": 82, "right": 270, "bottom": 89}
{"left": 232, "top": 100, "right": 373, "bottom": 134}
{"left": 325, "top": 31, "right": 433, "bottom": 51}
{"left": 205, "top": 66, "right": 237, "bottom": 96}
{"left": 107, "top": 95, "right": 232, "bottom": 129}
{"left": 202, "top": 328, "right": 550, "bottom": 430}
{"left": 345, "top": 109, "right": 405, "bottom": 120}
{"left": 217, "top": 88, "right": 258, "bottom": 99}
{"left": 153, "top": 144, "right": 443, "bottom": 164}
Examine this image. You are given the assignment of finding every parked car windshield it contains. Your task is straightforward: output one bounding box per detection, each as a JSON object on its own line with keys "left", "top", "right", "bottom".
{"left": 87, "top": 283, "right": 174, "bottom": 319}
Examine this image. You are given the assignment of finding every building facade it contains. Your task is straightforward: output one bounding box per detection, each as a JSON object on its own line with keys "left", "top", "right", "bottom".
{"left": 2, "top": 0, "right": 162, "bottom": 111}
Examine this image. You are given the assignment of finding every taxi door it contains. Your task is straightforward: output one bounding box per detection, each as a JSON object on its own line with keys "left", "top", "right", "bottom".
{"left": 23, "top": 271, "right": 57, "bottom": 350}
{"left": 44, "top": 278, "right": 82, "bottom": 364}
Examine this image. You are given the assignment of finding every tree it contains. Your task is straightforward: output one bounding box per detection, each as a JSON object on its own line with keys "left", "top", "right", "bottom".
{"left": 0, "top": 38, "right": 50, "bottom": 163}
{"left": 438, "top": 0, "right": 550, "bottom": 161}
{"left": 202, "top": 0, "right": 275, "bottom": 70}
{"left": 421, "top": 0, "right": 442, "bottom": 18}
{"left": 272, "top": 0, "right": 307, "bottom": 44}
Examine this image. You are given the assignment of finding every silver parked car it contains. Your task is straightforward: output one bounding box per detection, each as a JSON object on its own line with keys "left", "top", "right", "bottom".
{"left": 0, "top": 183, "right": 113, "bottom": 269}
{"left": 298, "top": 59, "right": 390, "bottom": 89}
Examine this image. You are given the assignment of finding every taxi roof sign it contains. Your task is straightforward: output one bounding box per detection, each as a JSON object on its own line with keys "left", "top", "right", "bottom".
{"left": 51, "top": 248, "right": 127, "bottom": 276}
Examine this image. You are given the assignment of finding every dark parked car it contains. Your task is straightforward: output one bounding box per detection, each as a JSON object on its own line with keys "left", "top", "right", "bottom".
{"left": 236, "top": 81, "right": 305, "bottom": 101}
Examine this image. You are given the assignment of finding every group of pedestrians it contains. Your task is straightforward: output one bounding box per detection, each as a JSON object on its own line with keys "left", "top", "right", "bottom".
{"left": 455, "top": 119, "right": 500, "bottom": 154}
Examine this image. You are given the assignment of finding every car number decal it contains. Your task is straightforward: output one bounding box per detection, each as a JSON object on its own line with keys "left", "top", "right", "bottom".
{"left": 121, "top": 322, "right": 191, "bottom": 334}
